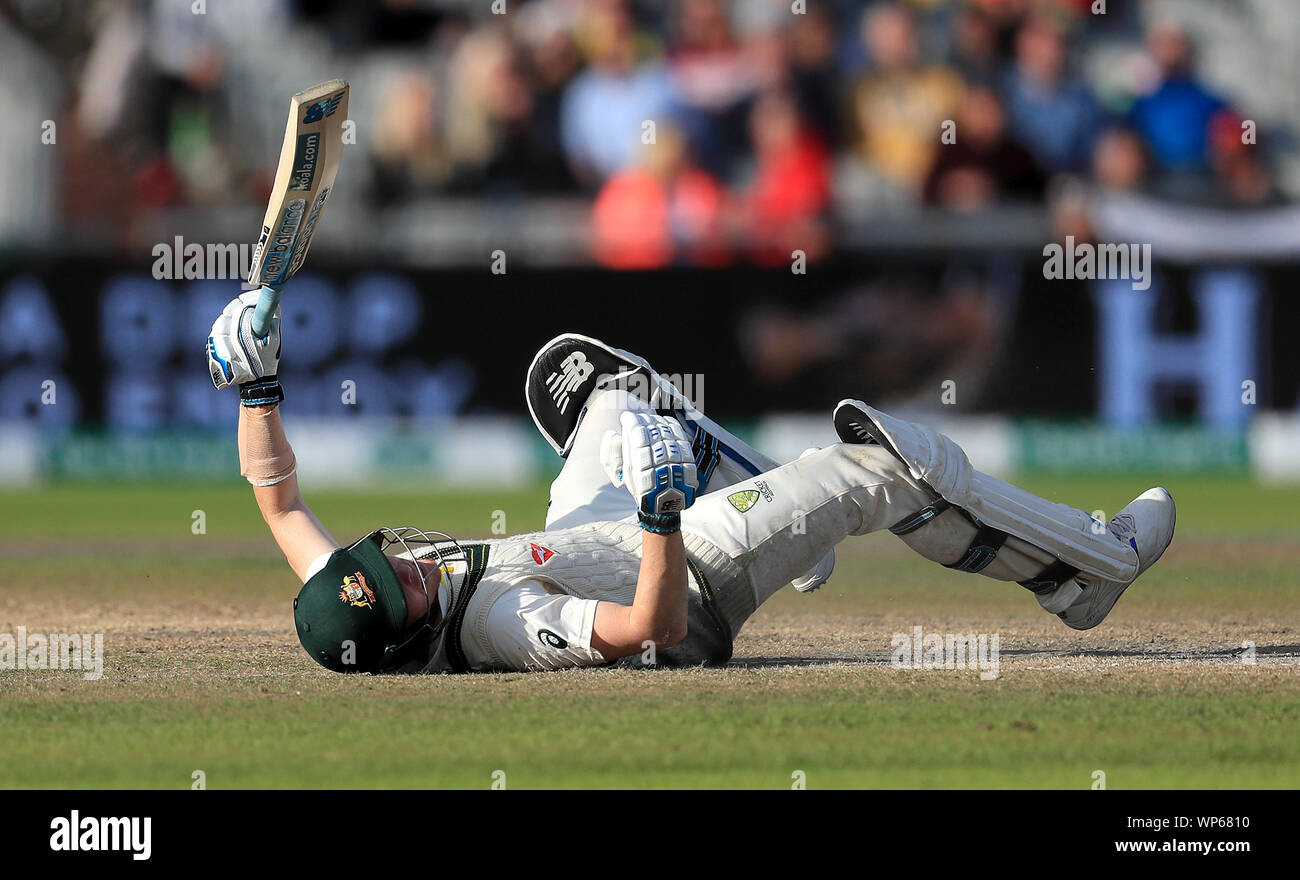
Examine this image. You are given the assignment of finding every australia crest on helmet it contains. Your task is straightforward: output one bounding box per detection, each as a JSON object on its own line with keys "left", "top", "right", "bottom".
{"left": 339, "top": 571, "right": 377, "bottom": 609}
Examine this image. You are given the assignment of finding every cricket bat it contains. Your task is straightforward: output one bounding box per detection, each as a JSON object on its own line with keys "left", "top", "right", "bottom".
{"left": 247, "top": 79, "right": 350, "bottom": 338}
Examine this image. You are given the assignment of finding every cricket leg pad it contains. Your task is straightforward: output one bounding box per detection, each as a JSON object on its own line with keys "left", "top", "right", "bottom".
{"left": 833, "top": 400, "right": 1139, "bottom": 584}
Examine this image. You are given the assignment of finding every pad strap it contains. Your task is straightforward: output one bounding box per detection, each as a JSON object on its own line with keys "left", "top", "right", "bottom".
{"left": 944, "top": 514, "right": 1008, "bottom": 573}
{"left": 1017, "top": 559, "right": 1081, "bottom": 596}
{"left": 889, "top": 499, "right": 953, "bottom": 535}
{"left": 893, "top": 500, "right": 1008, "bottom": 573}
{"left": 892, "top": 499, "right": 1083, "bottom": 585}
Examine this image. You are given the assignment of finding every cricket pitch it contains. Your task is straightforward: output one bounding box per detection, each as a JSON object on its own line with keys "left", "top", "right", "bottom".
{"left": 2, "top": 474, "right": 1296, "bottom": 789}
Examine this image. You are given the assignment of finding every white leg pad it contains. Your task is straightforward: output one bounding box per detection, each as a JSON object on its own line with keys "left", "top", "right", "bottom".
{"left": 859, "top": 405, "right": 1138, "bottom": 583}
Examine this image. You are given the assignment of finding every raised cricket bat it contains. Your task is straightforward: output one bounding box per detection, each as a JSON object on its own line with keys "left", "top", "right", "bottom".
{"left": 247, "top": 79, "right": 349, "bottom": 337}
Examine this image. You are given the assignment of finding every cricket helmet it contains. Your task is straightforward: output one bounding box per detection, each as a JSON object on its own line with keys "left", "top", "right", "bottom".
{"left": 293, "top": 528, "right": 462, "bottom": 673}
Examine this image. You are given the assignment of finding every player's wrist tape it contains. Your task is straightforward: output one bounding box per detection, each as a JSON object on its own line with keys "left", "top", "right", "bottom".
{"left": 238, "top": 402, "right": 296, "bottom": 486}
{"left": 638, "top": 511, "right": 681, "bottom": 535}
{"left": 239, "top": 376, "right": 284, "bottom": 407}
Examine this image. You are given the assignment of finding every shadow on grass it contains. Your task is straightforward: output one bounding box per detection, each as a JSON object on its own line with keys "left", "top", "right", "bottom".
{"left": 728, "top": 644, "right": 1300, "bottom": 668}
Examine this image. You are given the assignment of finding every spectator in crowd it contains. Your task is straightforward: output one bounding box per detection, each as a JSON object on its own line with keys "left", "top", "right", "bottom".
{"left": 591, "top": 125, "right": 724, "bottom": 269}
{"left": 514, "top": 1, "right": 584, "bottom": 191}
{"left": 786, "top": 2, "right": 842, "bottom": 146}
{"left": 1129, "top": 21, "right": 1230, "bottom": 173}
{"left": 664, "top": 0, "right": 758, "bottom": 178}
{"left": 923, "top": 85, "right": 1044, "bottom": 211}
{"left": 1001, "top": 14, "right": 1103, "bottom": 173}
{"left": 2, "top": 0, "right": 1290, "bottom": 266}
{"left": 441, "top": 26, "right": 574, "bottom": 194}
{"left": 947, "top": 5, "right": 1001, "bottom": 87}
{"left": 369, "top": 72, "right": 451, "bottom": 205}
{"left": 977, "top": 0, "right": 1037, "bottom": 61}
{"left": 1051, "top": 125, "right": 1149, "bottom": 246}
{"left": 850, "top": 2, "right": 964, "bottom": 196}
{"left": 1207, "top": 112, "right": 1282, "bottom": 207}
{"left": 744, "top": 86, "right": 831, "bottom": 263}
{"left": 1090, "top": 127, "right": 1149, "bottom": 194}
{"left": 560, "top": 0, "right": 673, "bottom": 187}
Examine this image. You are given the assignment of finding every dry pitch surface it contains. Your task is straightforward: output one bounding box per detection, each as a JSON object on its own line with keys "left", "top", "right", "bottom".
{"left": 1, "top": 475, "right": 1296, "bottom": 788}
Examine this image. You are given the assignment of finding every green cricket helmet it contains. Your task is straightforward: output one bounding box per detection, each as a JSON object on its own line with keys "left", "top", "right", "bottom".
{"left": 293, "top": 528, "right": 459, "bottom": 673}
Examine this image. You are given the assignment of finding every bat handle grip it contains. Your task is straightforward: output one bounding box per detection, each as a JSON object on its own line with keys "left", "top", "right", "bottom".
{"left": 250, "top": 284, "right": 283, "bottom": 339}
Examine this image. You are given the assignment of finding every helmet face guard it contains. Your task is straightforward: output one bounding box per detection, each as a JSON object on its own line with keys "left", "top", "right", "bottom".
{"left": 363, "top": 527, "right": 469, "bottom": 672}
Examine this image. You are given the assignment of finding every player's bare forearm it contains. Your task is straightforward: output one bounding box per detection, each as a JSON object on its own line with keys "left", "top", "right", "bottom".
{"left": 631, "top": 530, "right": 689, "bottom": 644}
{"left": 592, "top": 531, "right": 689, "bottom": 658}
{"left": 239, "top": 404, "right": 338, "bottom": 581}
{"left": 590, "top": 411, "right": 698, "bottom": 659}
{"left": 242, "top": 406, "right": 298, "bottom": 516}
{"left": 210, "top": 293, "right": 337, "bottom": 583}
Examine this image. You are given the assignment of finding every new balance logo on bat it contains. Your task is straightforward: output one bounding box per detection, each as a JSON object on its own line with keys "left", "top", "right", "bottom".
{"left": 302, "top": 92, "right": 345, "bottom": 124}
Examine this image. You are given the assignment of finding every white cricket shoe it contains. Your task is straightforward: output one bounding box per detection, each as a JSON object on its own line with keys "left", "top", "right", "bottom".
{"left": 1058, "top": 487, "right": 1176, "bottom": 631}
{"left": 792, "top": 548, "right": 835, "bottom": 593}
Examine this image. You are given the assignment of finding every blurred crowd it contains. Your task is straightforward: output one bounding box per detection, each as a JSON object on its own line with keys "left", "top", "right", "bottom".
{"left": 2, "top": 0, "right": 1295, "bottom": 266}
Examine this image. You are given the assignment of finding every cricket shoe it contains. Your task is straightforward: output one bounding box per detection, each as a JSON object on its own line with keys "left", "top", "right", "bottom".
{"left": 832, "top": 398, "right": 884, "bottom": 446}
{"left": 792, "top": 547, "right": 835, "bottom": 593}
{"left": 1057, "top": 487, "right": 1175, "bottom": 631}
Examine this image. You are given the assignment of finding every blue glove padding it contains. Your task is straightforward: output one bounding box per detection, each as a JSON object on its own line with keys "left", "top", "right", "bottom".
{"left": 616, "top": 411, "right": 699, "bottom": 516}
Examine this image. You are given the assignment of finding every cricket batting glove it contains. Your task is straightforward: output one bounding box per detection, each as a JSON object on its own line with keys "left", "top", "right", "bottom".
{"left": 602, "top": 411, "right": 698, "bottom": 533}
{"left": 207, "top": 291, "right": 284, "bottom": 406}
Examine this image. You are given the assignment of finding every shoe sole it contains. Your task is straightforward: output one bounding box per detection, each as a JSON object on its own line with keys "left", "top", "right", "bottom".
{"left": 833, "top": 399, "right": 877, "bottom": 445}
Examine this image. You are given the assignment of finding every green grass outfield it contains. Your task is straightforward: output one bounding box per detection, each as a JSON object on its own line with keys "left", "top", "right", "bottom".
{"left": 1, "top": 473, "right": 1297, "bottom": 789}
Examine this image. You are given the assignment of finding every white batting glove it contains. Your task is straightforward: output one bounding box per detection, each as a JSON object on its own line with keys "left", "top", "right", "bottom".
{"left": 207, "top": 291, "right": 283, "bottom": 404}
{"left": 601, "top": 412, "right": 698, "bottom": 519}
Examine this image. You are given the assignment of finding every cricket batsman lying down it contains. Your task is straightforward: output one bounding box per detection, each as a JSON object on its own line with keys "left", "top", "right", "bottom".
{"left": 208, "top": 293, "right": 1176, "bottom": 674}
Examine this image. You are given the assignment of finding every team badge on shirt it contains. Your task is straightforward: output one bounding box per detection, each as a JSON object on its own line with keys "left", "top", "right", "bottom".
{"left": 338, "top": 572, "right": 376, "bottom": 609}
{"left": 530, "top": 543, "right": 556, "bottom": 565}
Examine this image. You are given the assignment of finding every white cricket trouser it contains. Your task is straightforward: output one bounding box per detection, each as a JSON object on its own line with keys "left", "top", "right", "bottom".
{"left": 547, "top": 389, "right": 1058, "bottom": 635}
